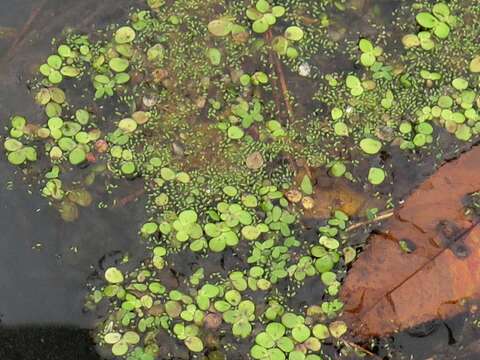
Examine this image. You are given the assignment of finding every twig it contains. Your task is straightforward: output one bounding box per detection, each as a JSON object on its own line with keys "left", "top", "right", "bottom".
{"left": 6, "top": 0, "right": 49, "bottom": 60}
{"left": 342, "top": 340, "right": 381, "bottom": 359}
{"left": 112, "top": 188, "right": 145, "bottom": 208}
{"left": 78, "top": 1, "right": 114, "bottom": 29}
{"left": 265, "top": 29, "right": 293, "bottom": 125}
{"left": 346, "top": 210, "right": 395, "bottom": 232}
{"left": 264, "top": 30, "right": 284, "bottom": 119}
{"left": 26, "top": 0, "right": 90, "bottom": 40}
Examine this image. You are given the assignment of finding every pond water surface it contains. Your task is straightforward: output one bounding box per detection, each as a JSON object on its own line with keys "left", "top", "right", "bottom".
{"left": 0, "top": 1, "right": 479, "bottom": 359}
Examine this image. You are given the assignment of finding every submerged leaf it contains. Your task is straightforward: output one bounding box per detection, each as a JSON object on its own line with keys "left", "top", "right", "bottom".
{"left": 341, "top": 146, "right": 480, "bottom": 338}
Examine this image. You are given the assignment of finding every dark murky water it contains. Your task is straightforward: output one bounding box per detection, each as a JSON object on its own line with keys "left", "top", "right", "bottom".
{"left": 0, "top": 0, "right": 479, "bottom": 359}
{"left": 0, "top": 1, "right": 146, "bottom": 358}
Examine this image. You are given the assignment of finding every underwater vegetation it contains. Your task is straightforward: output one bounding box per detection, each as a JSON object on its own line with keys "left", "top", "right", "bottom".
{"left": 3, "top": 0, "right": 480, "bottom": 359}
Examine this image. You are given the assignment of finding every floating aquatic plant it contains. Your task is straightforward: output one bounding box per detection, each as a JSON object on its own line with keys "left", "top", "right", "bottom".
{"left": 4, "top": 0, "right": 480, "bottom": 359}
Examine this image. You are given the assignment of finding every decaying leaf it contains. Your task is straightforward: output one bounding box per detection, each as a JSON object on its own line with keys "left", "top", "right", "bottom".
{"left": 295, "top": 169, "right": 379, "bottom": 218}
{"left": 340, "top": 146, "right": 480, "bottom": 338}
{"left": 305, "top": 179, "right": 369, "bottom": 218}
{"left": 246, "top": 151, "right": 264, "bottom": 170}
{"left": 0, "top": 26, "right": 16, "bottom": 39}
{"left": 59, "top": 200, "right": 79, "bottom": 222}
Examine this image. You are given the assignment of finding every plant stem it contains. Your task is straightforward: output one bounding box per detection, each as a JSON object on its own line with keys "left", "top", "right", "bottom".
{"left": 342, "top": 340, "right": 381, "bottom": 358}
{"left": 113, "top": 187, "right": 145, "bottom": 208}
{"left": 346, "top": 210, "right": 395, "bottom": 232}
{"left": 6, "top": 0, "right": 49, "bottom": 60}
{"left": 265, "top": 29, "right": 293, "bottom": 125}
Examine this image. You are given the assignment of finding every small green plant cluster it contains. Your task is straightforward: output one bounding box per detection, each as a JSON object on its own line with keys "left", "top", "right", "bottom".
{"left": 3, "top": 116, "right": 37, "bottom": 165}
{"left": 246, "top": 0, "right": 286, "bottom": 34}
{"left": 4, "top": 0, "right": 480, "bottom": 358}
{"left": 89, "top": 207, "right": 354, "bottom": 359}
{"left": 271, "top": 26, "right": 304, "bottom": 59}
{"left": 402, "top": 2, "right": 457, "bottom": 50}
{"left": 358, "top": 39, "right": 383, "bottom": 68}
{"left": 38, "top": 43, "right": 83, "bottom": 84}
{"left": 220, "top": 99, "right": 265, "bottom": 140}
{"left": 310, "top": 0, "right": 479, "bottom": 189}
{"left": 415, "top": 2, "right": 457, "bottom": 40}
{"left": 245, "top": 0, "right": 304, "bottom": 59}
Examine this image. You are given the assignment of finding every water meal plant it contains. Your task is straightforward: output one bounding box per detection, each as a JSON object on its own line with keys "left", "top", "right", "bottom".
{"left": 3, "top": 0, "right": 480, "bottom": 359}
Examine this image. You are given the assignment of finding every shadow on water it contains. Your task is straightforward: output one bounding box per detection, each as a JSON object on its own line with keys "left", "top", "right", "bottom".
{"left": 0, "top": 326, "right": 100, "bottom": 360}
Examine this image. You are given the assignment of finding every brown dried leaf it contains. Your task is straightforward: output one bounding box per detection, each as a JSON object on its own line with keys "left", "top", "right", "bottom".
{"left": 340, "top": 146, "right": 480, "bottom": 338}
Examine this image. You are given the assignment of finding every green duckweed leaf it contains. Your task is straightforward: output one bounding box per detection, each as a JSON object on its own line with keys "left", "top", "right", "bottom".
{"left": 250, "top": 345, "right": 268, "bottom": 359}
{"left": 111, "top": 341, "right": 128, "bottom": 356}
{"left": 343, "top": 247, "right": 357, "bottom": 264}
{"left": 272, "top": 6, "right": 285, "bottom": 18}
{"left": 185, "top": 336, "right": 204, "bottom": 352}
{"left": 292, "top": 324, "right": 310, "bottom": 342}
{"left": 368, "top": 167, "right": 386, "bottom": 185}
{"left": 433, "top": 21, "right": 450, "bottom": 39}
{"left": 141, "top": 222, "right": 158, "bottom": 235}
{"left": 121, "top": 161, "right": 136, "bottom": 175}
{"left": 11, "top": 115, "right": 26, "bottom": 130}
{"left": 69, "top": 147, "right": 87, "bottom": 165}
{"left": 252, "top": 18, "right": 269, "bottom": 34}
{"left": 333, "top": 122, "right": 349, "bottom": 137}
{"left": 7, "top": 150, "right": 26, "bottom": 165}
{"left": 289, "top": 351, "right": 306, "bottom": 360}
{"left": 469, "top": 56, "right": 480, "bottom": 73}
{"left": 331, "top": 107, "right": 343, "bottom": 120}
{"left": 329, "top": 161, "right": 346, "bottom": 177}
{"left": 104, "top": 332, "right": 122, "bottom": 344}
{"left": 255, "top": 332, "right": 275, "bottom": 348}
{"left": 277, "top": 336, "right": 294, "bottom": 352}
{"left": 312, "top": 324, "right": 330, "bottom": 340}
{"left": 207, "top": 48, "right": 222, "bottom": 65}
{"left": 47, "top": 55, "right": 62, "bottom": 70}
{"left": 416, "top": 12, "right": 438, "bottom": 28}
{"left": 360, "top": 52, "right": 376, "bottom": 67}
{"left": 402, "top": 34, "right": 420, "bottom": 48}
{"left": 242, "top": 225, "right": 261, "bottom": 240}
{"left": 4, "top": 138, "right": 23, "bottom": 152}
{"left": 105, "top": 267, "right": 124, "bottom": 284}
{"left": 346, "top": 75, "right": 361, "bottom": 89}
{"left": 359, "top": 138, "right": 382, "bottom": 155}
{"left": 118, "top": 118, "right": 138, "bottom": 133}
{"left": 123, "top": 331, "right": 140, "bottom": 344}
{"left": 228, "top": 126, "right": 244, "bottom": 139}
{"left": 256, "top": 0, "right": 270, "bottom": 13}
{"left": 61, "top": 121, "right": 82, "bottom": 137}
{"left": 115, "top": 26, "right": 136, "bottom": 43}
{"left": 57, "top": 44, "right": 72, "bottom": 58}
{"left": 232, "top": 320, "right": 252, "bottom": 338}
{"left": 109, "top": 57, "right": 130, "bottom": 72}
{"left": 61, "top": 66, "right": 80, "bottom": 77}
{"left": 359, "top": 38, "right": 374, "bottom": 52}
{"left": 266, "top": 322, "right": 285, "bottom": 340}
{"left": 433, "top": 3, "right": 450, "bottom": 17}
{"left": 284, "top": 26, "right": 304, "bottom": 41}
{"left": 281, "top": 313, "right": 300, "bottom": 329}
{"left": 452, "top": 77, "right": 468, "bottom": 90}
{"left": 300, "top": 175, "right": 313, "bottom": 195}
{"left": 455, "top": 124, "right": 472, "bottom": 141}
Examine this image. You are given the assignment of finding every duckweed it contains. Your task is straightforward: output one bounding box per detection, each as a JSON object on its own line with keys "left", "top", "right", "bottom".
{"left": 4, "top": 0, "right": 480, "bottom": 359}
